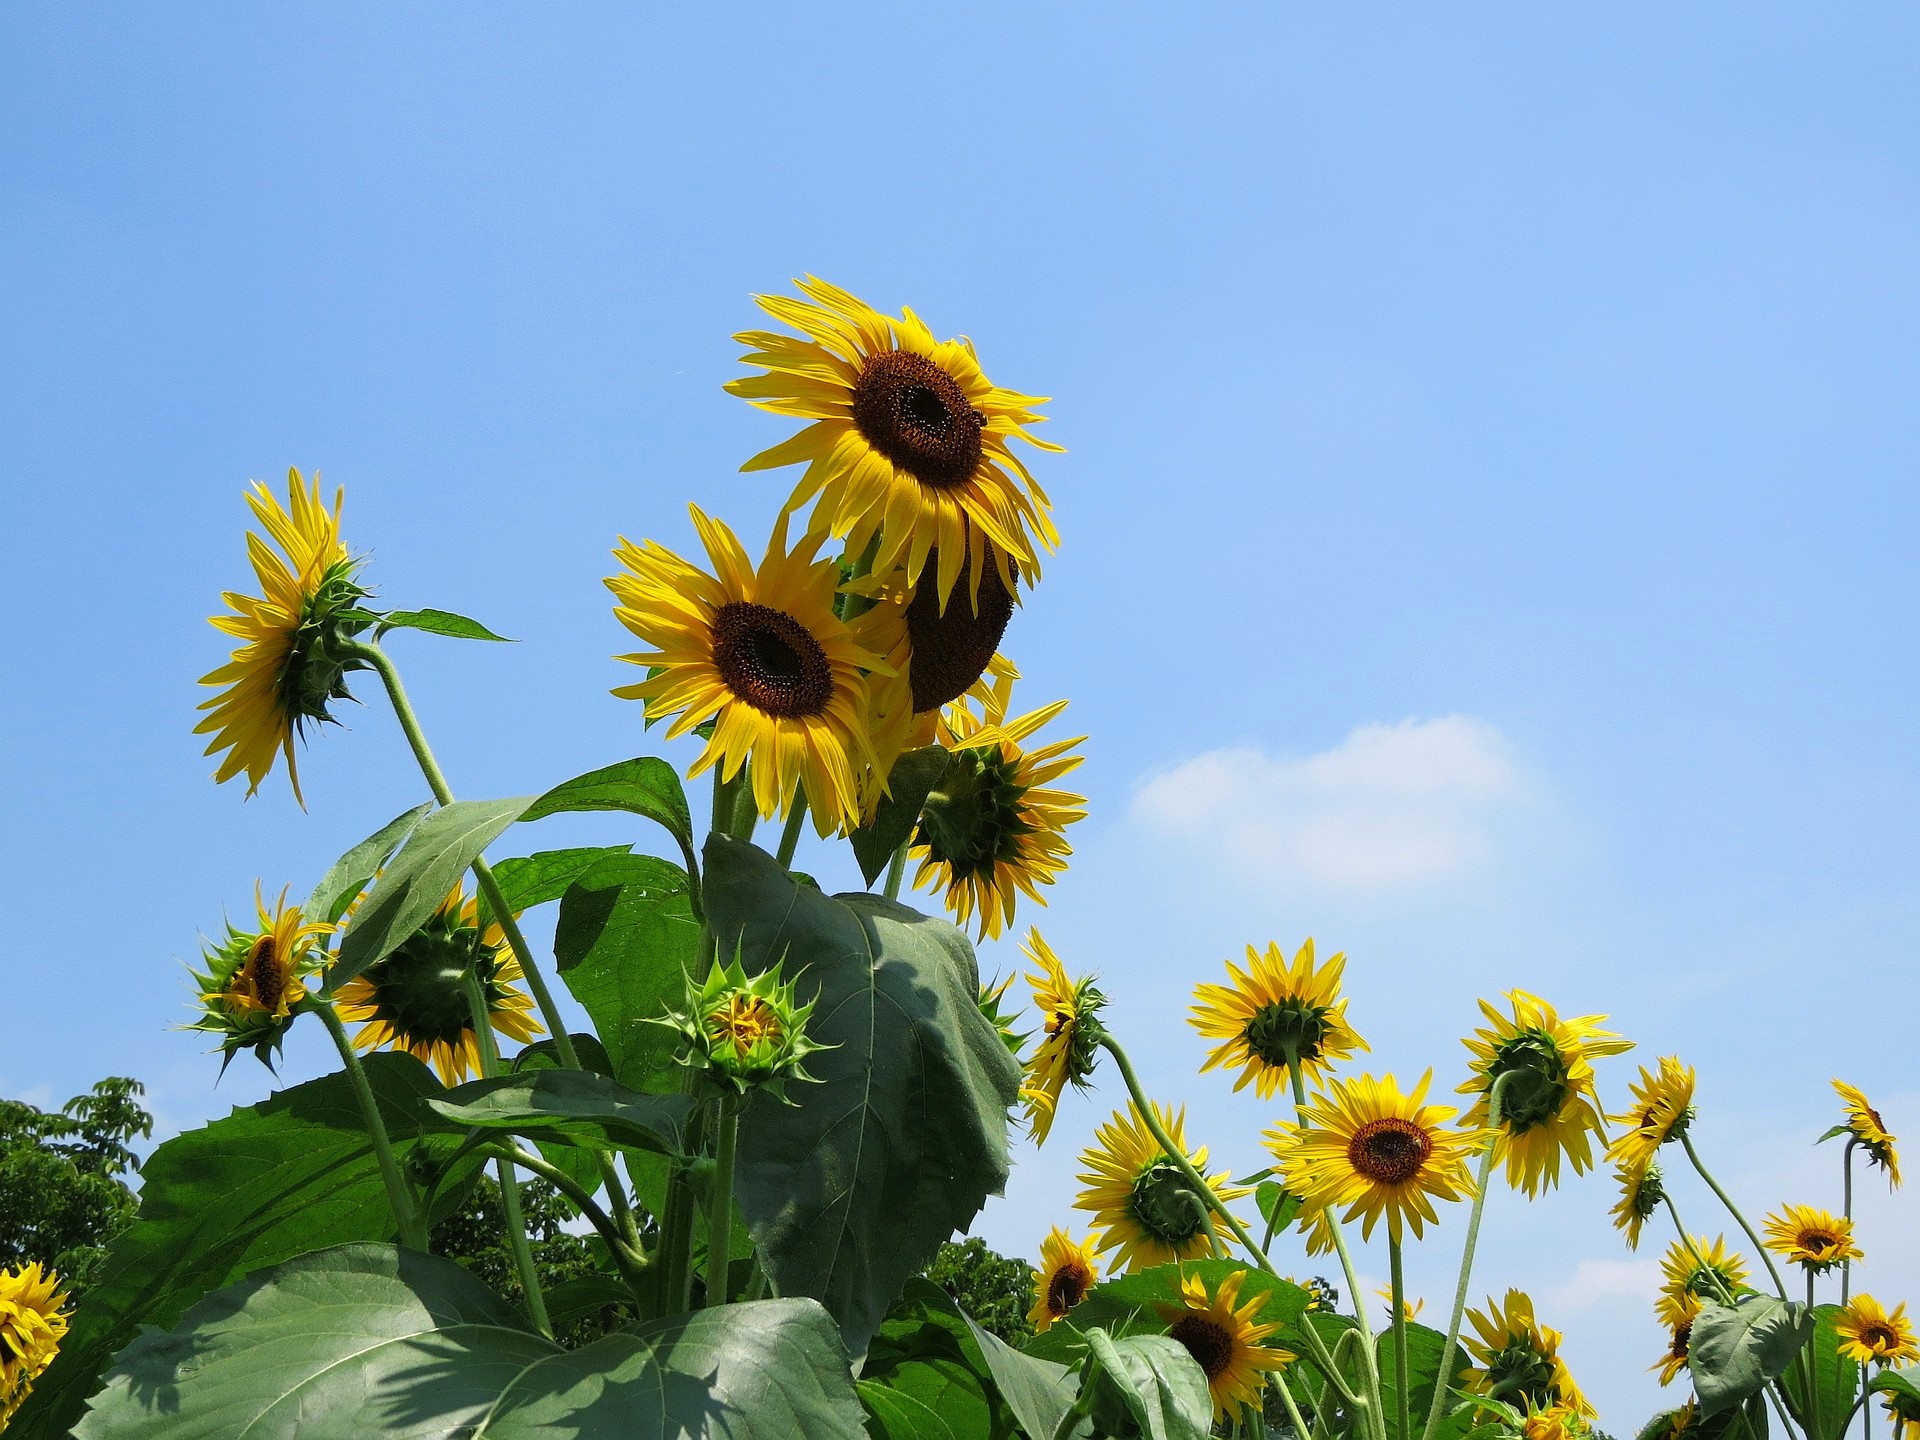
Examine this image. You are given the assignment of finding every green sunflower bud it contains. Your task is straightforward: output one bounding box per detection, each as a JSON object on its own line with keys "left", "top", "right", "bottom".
{"left": 659, "top": 949, "right": 829, "bottom": 1100}
{"left": 185, "top": 887, "right": 331, "bottom": 1073}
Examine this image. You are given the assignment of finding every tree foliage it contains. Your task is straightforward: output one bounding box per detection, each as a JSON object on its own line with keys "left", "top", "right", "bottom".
{"left": 0, "top": 1078, "right": 151, "bottom": 1296}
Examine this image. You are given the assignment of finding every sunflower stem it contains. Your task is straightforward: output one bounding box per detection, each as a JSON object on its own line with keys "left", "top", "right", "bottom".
{"left": 883, "top": 839, "right": 909, "bottom": 900}
{"left": 1390, "top": 1239, "right": 1411, "bottom": 1440}
{"left": 464, "top": 971, "right": 553, "bottom": 1340}
{"left": 775, "top": 796, "right": 809, "bottom": 868}
{"left": 498, "top": 1143, "right": 651, "bottom": 1302}
{"left": 1270, "top": 1370, "right": 1315, "bottom": 1440}
{"left": 1680, "top": 1132, "right": 1789, "bottom": 1299}
{"left": 313, "top": 998, "right": 427, "bottom": 1249}
{"left": 704, "top": 1095, "right": 740, "bottom": 1307}
{"left": 1842, "top": 1139, "right": 1856, "bottom": 1306}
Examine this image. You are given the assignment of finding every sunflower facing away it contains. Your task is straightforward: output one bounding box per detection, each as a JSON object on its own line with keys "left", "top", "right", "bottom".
{"left": 1651, "top": 1292, "right": 1700, "bottom": 1387}
{"left": 1020, "top": 929, "right": 1106, "bottom": 1146}
{"left": 1607, "top": 1056, "right": 1698, "bottom": 1174}
{"left": 1885, "top": 1385, "right": 1920, "bottom": 1440}
{"left": 1153, "top": 1268, "right": 1295, "bottom": 1422}
{"left": 1463, "top": 1288, "right": 1595, "bottom": 1417}
{"left": 1657, "top": 1234, "right": 1750, "bottom": 1328}
{"left": 1076, "top": 1102, "right": 1251, "bottom": 1271}
{"left": 334, "top": 883, "right": 543, "bottom": 1084}
{"left": 1832, "top": 1080, "right": 1902, "bottom": 1189}
{"left": 1836, "top": 1295, "right": 1919, "bottom": 1368}
{"left": 188, "top": 884, "right": 334, "bottom": 1070}
{"left": 0, "top": 1261, "right": 67, "bottom": 1427}
{"left": 1762, "top": 1204, "right": 1861, "bottom": 1274}
{"left": 607, "top": 506, "right": 887, "bottom": 835}
{"left": 1520, "top": 1403, "right": 1591, "bottom": 1440}
{"left": 727, "top": 277, "right": 1061, "bottom": 611}
{"left": 1189, "top": 938, "right": 1368, "bottom": 1099}
{"left": 195, "top": 469, "right": 370, "bottom": 804}
{"left": 908, "top": 693, "right": 1086, "bottom": 939}
{"left": 1269, "top": 1071, "right": 1479, "bottom": 1248}
{"left": 1027, "top": 1227, "right": 1100, "bottom": 1334}
{"left": 1609, "top": 1162, "right": 1667, "bottom": 1250}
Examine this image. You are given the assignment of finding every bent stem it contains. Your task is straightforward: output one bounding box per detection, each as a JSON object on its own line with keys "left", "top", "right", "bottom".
{"left": 314, "top": 998, "right": 426, "bottom": 1249}
{"left": 704, "top": 1095, "right": 740, "bottom": 1307}
{"left": 500, "top": 1143, "right": 651, "bottom": 1300}
{"left": 464, "top": 972, "right": 553, "bottom": 1340}
{"left": 1681, "top": 1132, "right": 1789, "bottom": 1299}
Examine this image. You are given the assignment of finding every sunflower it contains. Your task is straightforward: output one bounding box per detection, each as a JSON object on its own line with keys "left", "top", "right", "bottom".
{"left": 1883, "top": 1384, "right": 1920, "bottom": 1440}
{"left": 1836, "top": 1296, "right": 1919, "bottom": 1368}
{"left": 1153, "top": 1268, "right": 1295, "bottom": 1422}
{"left": 188, "top": 884, "right": 334, "bottom": 1069}
{"left": 1020, "top": 929, "right": 1106, "bottom": 1145}
{"left": 1189, "top": 938, "right": 1368, "bottom": 1098}
{"left": 658, "top": 952, "right": 826, "bottom": 1101}
{"left": 1833, "top": 1080, "right": 1902, "bottom": 1189}
{"left": 1460, "top": 991, "right": 1632, "bottom": 1197}
{"left": 1657, "top": 1235, "right": 1750, "bottom": 1327}
{"left": 334, "top": 883, "right": 543, "bottom": 1084}
{"left": 1027, "top": 1227, "right": 1100, "bottom": 1334}
{"left": 0, "top": 1261, "right": 67, "bottom": 1422}
{"left": 908, "top": 693, "right": 1086, "bottom": 939}
{"left": 1375, "top": 1285, "right": 1425, "bottom": 1323}
{"left": 1650, "top": 1400, "right": 1699, "bottom": 1440}
{"left": 1463, "top": 1289, "right": 1594, "bottom": 1416}
{"left": 1651, "top": 1292, "right": 1700, "bottom": 1387}
{"left": 195, "top": 469, "right": 370, "bottom": 804}
{"left": 1520, "top": 1403, "right": 1590, "bottom": 1440}
{"left": 727, "top": 277, "right": 1061, "bottom": 610}
{"left": 1607, "top": 1057, "right": 1698, "bottom": 1173}
{"left": 1268, "top": 1071, "right": 1480, "bottom": 1246}
{"left": 1075, "top": 1102, "right": 1251, "bottom": 1271}
{"left": 1762, "top": 1204, "right": 1861, "bottom": 1274}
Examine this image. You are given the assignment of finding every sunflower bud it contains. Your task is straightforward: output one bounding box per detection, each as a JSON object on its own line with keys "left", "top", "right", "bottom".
{"left": 186, "top": 885, "right": 332, "bottom": 1071}
{"left": 661, "top": 951, "right": 827, "bottom": 1100}
{"left": 977, "top": 974, "right": 1032, "bottom": 1061}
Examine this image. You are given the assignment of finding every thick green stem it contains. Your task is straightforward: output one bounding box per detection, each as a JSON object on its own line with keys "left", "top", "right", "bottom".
{"left": 883, "top": 840, "right": 909, "bottom": 900}
{"left": 314, "top": 999, "right": 426, "bottom": 1248}
{"left": 1681, "top": 1132, "right": 1789, "bottom": 1298}
{"left": 775, "top": 796, "right": 809, "bottom": 867}
{"left": 1390, "top": 1239, "right": 1411, "bottom": 1440}
{"left": 464, "top": 972, "right": 552, "bottom": 1339}
{"left": 704, "top": 1096, "right": 740, "bottom": 1307}
{"left": 500, "top": 1144, "right": 651, "bottom": 1300}
{"left": 1269, "top": 1369, "right": 1315, "bottom": 1440}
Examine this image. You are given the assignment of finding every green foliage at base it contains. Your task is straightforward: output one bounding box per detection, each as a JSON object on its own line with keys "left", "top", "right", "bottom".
{"left": 0, "top": 1078, "right": 151, "bottom": 1299}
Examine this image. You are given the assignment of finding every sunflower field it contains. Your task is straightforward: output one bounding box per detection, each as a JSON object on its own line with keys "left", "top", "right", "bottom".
{"left": 3, "top": 279, "right": 1913, "bottom": 1440}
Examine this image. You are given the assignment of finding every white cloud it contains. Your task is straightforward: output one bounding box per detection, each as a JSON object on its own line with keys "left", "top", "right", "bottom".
{"left": 1131, "top": 716, "right": 1525, "bottom": 890}
{"left": 1545, "top": 1256, "right": 1662, "bottom": 1313}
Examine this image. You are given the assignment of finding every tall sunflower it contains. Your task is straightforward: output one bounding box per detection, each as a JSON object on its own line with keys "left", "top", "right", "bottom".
{"left": 1075, "top": 1102, "right": 1251, "bottom": 1272}
{"left": 1463, "top": 1289, "right": 1595, "bottom": 1417}
{"left": 1657, "top": 1234, "right": 1750, "bottom": 1327}
{"left": 0, "top": 1261, "right": 67, "bottom": 1426}
{"left": 1460, "top": 991, "right": 1632, "bottom": 1197}
{"left": 1836, "top": 1296, "right": 1919, "bottom": 1368}
{"left": 1762, "top": 1204, "right": 1861, "bottom": 1274}
{"left": 195, "top": 469, "right": 370, "bottom": 804}
{"left": 908, "top": 693, "right": 1085, "bottom": 939}
{"left": 1268, "top": 1071, "right": 1480, "bottom": 1245}
{"left": 1651, "top": 1292, "right": 1699, "bottom": 1387}
{"left": 607, "top": 506, "right": 887, "bottom": 835}
{"left": 334, "top": 883, "right": 543, "bottom": 1084}
{"left": 1189, "top": 938, "right": 1368, "bottom": 1098}
{"left": 727, "top": 277, "right": 1061, "bottom": 610}
{"left": 1609, "top": 1162, "right": 1667, "bottom": 1250}
{"left": 1020, "top": 929, "right": 1106, "bottom": 1146}
{"left": 1027, "top": 1227, "right": 1100, "bottom": 1334}
{"left": 1153, "top": 1269, "right": 1295, "bottom": 1422}
{"left": 188, "top": 884, "right": 334, "bottom": 1069}
{"left": 1607, "top": 1057, "right": 1697, "bottom": 1174}
{"left": 1832, "top": 1080, "right": 1902, "bottom": 1189}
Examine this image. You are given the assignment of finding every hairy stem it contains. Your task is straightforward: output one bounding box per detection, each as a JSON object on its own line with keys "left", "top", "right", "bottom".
{"left": 314, "top": 999, "right": 426, "bottom": 1249}
{"left": 1681, "top": 1132, "right": 1788, "bottom": 1298}
{"left": 775, "top": 795, "right": 809, "bottom": 867}
{"left": 499, "top": 1144, "right": 651, "bottom": 1301}
{"left": 883, "top": 840, "right": 909, "bottom": 900}
{"left": 704, "top": 1095, "right": 740, "bottom": 1307}
{"left": 1390, "top": 1239, "right": 1411, "bottom": 1440}
{"left": 464, "top": 972, "right": 552, "bottom": 1339}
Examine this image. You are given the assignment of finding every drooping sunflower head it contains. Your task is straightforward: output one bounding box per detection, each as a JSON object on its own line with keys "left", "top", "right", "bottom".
{"left": 188, "top": 884, "right": 333, "bottom": 1070}
{"left": 334, "top": 883, "right": 543, "bottom": 1085}
{"left": 1460, "top": 990, "right": 1632, "bottom": 1197}
{"left": 1463, "top": 1289, "right": 1594, "bottom": 1417}
{"left": 1883, "top": 1384, "right": 1920, "bottom": 1440}
{"left": 1189, "top": 938, "right": 1368, "bottom": 1099}
{"left": 0, "top": 1260, "right": 68, "bottom": 1409}
{"left": 1833, "top": 1080, "right": 1902, "bottom": 1190}
{"left": 1762, "top": 1204, "right": 1862, "bottom": 1274}
{"left": 1608, "top": 1056, "right": 1698, "bottom": 1173}
{"left": 1657, "top": 1235, "right": 1751, "bottom": 1328}
{"left": 909, "top": 694, "right": 1086, "bottom": 939}
{"left": 1836, "top": 1296, "right": 1920, "bottom": 1369}
{"left": 1026, "top": 1227, "right": 1100, "bottom": 1334}
{"left": 727, "top": 277, "right": 1061, "bottom": 610}
{"left": 607, "top": 506, "right": 887, "bottom": 836}
{"left": 195, "top": 469, "right": 371, "bottom": 805}
{"left": 659, "top": 949, "right": 827, "bottom": 1101}
{"left": 1152, "top": 1268, "right": 1295, "bottom": 1422}
{"left": 1019, "top": 929, "right": 1106, "bottom": 1146}
{"left": 1075, "top": 1102, "right": 1251, "bottom": 1272}
{"left": 1520, "top": 1402, "right": 1591, "bottom": 1440}
{"left": 1268, "top": 1071, "right": 1480, "bottom": 1245}
{"left": 1610, "top": 1162, "right": 1667, "bottom": 1251}
{"left": 1651, "top": 1292, "right": 1700, "bottom": 1386}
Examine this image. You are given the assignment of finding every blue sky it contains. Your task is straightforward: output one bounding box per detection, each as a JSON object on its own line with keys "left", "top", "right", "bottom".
{"left": 5, "top": 4, "right": 1917, "bottom": 1424}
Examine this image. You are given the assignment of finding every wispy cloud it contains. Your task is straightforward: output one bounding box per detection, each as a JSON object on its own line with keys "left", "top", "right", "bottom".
{"left": 1545, "top": 1256, "right": 1662, "bottom": 1313}
{"left": 1131, "top": 716, "right": 1525, "bottom": 890}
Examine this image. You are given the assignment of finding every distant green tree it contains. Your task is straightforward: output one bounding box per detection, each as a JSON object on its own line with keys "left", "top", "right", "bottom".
{"left": 0, "top": 1078, "right": 152, "bottom": 1296}
{"left": 925, "top": 1236, "right": 1035, "bottom": 1344}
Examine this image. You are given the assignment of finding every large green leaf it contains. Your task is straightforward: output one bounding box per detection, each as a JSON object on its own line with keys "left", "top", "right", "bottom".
{"left": 1042, "top": 1260, "right": 1313, "bottom": 1347}
{"left": 486, "top": 846, "right": 634, "bottom": 917}
{"left": 1377, "top": 1320, "right": 1468, "bottom": 1440}
{"left": 850, "top": 745, "right": 949, "bottom": 885}
{"left": 11, "top": 1056, "right": 470, "bottom": 1440}
{"left": 703, "top": 836, "right": 1023, "bottom": 1358}
{"left": 1692, "top": 1295, "right": 1814, "bottom": 1417}
{"left": 861, "top": 1380, "right": 976, "bottom": 1440}
{"left": 427, "top": 1069, "right": 694, "bottom": 1155}
{"left": 331, "top": 796, "right": 535, "bottom": 986}
{"left": 869, "top": 1280, "right": 1081, "bottom": 1440}
{"left": 1082, "top": 1329, "right": 1211, "bottom": 1440}
{"left": 523, "top": 756, "right": 698, "bottom": 882}
{"left": 303, "top": 802, "right": 433, "bottom": 924}
{"left": 1783, "top": 1304, "right": 1864, "bottom": 1440}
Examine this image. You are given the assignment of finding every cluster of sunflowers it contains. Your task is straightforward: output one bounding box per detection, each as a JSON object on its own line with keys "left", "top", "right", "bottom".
{"left": 5, "top": 280, "right": 1910, "bottom": 1440}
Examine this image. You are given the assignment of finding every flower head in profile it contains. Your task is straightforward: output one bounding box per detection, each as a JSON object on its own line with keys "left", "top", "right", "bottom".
{"left": 1027, "top": 1228, "right": 1099, "bottom": 1334}
{"left": 1463, "top": 1289, "right": 1594, "bottom": 1417}
{"left": 1375, "top": 1284, "right": 1425, "bottom": 1324}
{"left": 195, "top": 469, "right": 371, "bottom": 805}
{"left": 659, "top": 950, "right": 827, "bottom": 1101}
{"left": 1607, "top": 1057, "right": 1697, "bottom": 1174}
{"left": 1883, "top": 1383, "right": 1920, "bottom": 1440}
{"left": 188, "top": 885, "right": 334, "bottom": 1070}
{"left": 1836, "top": 1296, "right": 1919, "bottom": 1368}
{"left": 1019, "top": 929, "right": 1105, "bottom": 1145}
{"left": 0, "top": 1261, "right": 68, "bottom": 1426}
{"left": 1610, "top": 1162, "right": 1666, "bottom": 1250}
{"left": 1830, "top": 1080, "right": 1902, "bottom": 1190}
{"left": 1189, "top": 939, "right": 1368, "bottom": 1099}
{"left": 1762, "top": 1204, "right": 1861, "bottom": 1274}
{"left": 727, "top": 277, "right": 1061, "bottom": 610}
{"left": 1153, "top": 1268, "right": 1295, "bottom": 1421}
{"left": 1075, "top": 1102, "right": 1251, "bottom": 1272}
{"left": 335, "top": 883, "right": 543, "bottom": 1085}
{"left": 1657, "top": 1234, "right": 1751, "bottom": 1328}
{"left": 1520, "top": 1402, "right": 1591, "bottom": 1440}
{"left": 1651, "top": 1292, "right": 1699, "bottom": 1386}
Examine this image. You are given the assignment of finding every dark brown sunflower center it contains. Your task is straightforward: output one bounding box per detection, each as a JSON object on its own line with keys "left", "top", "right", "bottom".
{"left": 1348, "top": 1118, "right": 1431, "bottom": 1184}
{"left": 1803, "top": 1229, "right": 1842, "bottom": 1256}
{"left": 1046, "top": 1262, "right": 1091, "bottom": 1317}
{"left": 851, "top": 349, "right": 985, "bottom": 489}
{"left": 1168, "top": 1315, "right": 1235, "bottom": 1380}
{"left": 243, "top": 936, "right": 287, "bottom": 1008}
{"left": 1864, "top": 1324, "right": 1900, "bottom": 1352}
{"left": 1670, "top": 1323, "right": 1693, "bottom": 1358}
{"left": 905, "top": 550, "right": 1014, "bottom": 712}
{"left": 710, "top": 602, "right": 834, "bottom": 718}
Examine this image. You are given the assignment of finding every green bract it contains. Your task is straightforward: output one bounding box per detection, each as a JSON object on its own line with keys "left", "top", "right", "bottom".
{"left": 659, "top": 948, "right": 828, "bottom": 1099}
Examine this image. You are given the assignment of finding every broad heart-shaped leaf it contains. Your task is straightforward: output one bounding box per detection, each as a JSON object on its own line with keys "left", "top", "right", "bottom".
{"left": 11, "top": 1056, "right": 472, "bottom": 1440}
{"left": 523, "top": 756, "right": 698, "bottom": 878}
{"left": 74, "top": 1243, "right": 865, "bottom": 1439}
{"left": 485, "top": 846, "right": 634, "bottom": 918}
{"left": 1083, "top": 1329, "right": 1212, "bottom": 1440}
{"left": 303, "top": 802, "right": 434, "bottom": 924}
{"left": 1692, "top": 1294, "right": 1814, "bottom": 1417}
{"left": 703, "top": 835, "right": 1023, "bottom": 1359}
{"left": 1784, "top": 1304, "right": 1864, "bottom": 1440}
{"left": 1377, "top": 1319, "right": 1469, "bottom": 1440}
{"left": 377, "top": 606, "right": 514, "bottom": 641}
{"left": 331, "top": 796, "right": 535, "bottom": 987}
{"left": 427, "top": 1068, "right": 695, "bottom": 1155}
{"left": 850, "top": 745, "right": 950, "bottom": 885}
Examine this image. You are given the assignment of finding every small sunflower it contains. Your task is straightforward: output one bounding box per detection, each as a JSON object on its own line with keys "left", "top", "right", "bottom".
{"left": 727, "top": 277, "right": 1061, "bottom": 610}
{"left": 607, "top": 506, "right": 887, "bottom": 836}
{"left": 1153, "top": 1268, "right": 1295, "bottom": 1422}
{"left": 1521, "top": 1402, "right": 1590, "bottom": 1440}
{"left": 657, "top": 951, "right": 827, "bottom": 1101}
{"left": 188, "top": 884, "right": 334, "bottom": 1070}
{"left": 1375, "top": 1285, "right": 1425, "bottom": 1323}
{"left": 1762, "top": 1204, "right": 1861, "bottom": 1274}
{"left": 1460, "top": 991, "right": 1632, "bottom": 1197}
{"left": 1189, "top": 938, "right": 1368, "bottom": 1098}
{"left": 1027, "top": 1227, "right": 1100, "bottom": 1334}
{"left": 1836, "top": 1296, "right": 1919, "bottom": 1368}
{"left": 1609, "top": 1162, "right": 1666, "bottom": 1250}
{"left": 1607, "top": 1057, "right": 1698, "bottom": 1173}
{"left": 1651, "top": 1400, "right": 1699, "bottom": 1440}
{"left": 1651, "top": 1292, "right": 1700, "bottom": 1387}
{"left": 334, "top": 883, "right": 543, "bottom": 1085}
{"left": 1657, "top": 1235, "right": 1750, "bottom": 1327}
{"left": 908, "top": 693, "right": 1086, "bottom": 939}
{"left": 1463, "top": 1289, "right": 1594, "bottom": 1417}
{"left": 1075, "top": 1102, "right": 1251, "bottom": 1271}
{"left": 1832, "top": 1080, "right": 1902, "bottom": 1189}
{"left": 1020, "top": 929, "right": 1106, "bottom": 1145}
{"left": 1883, "top": 1384, "right": 1920, "bottom": 1440}
{"left": 195, "top": 469, "right": 370, "bottom": 804}
{"left": 0, "top": 1261, "right": 67, "bottom": 1422}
